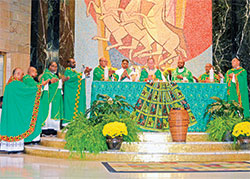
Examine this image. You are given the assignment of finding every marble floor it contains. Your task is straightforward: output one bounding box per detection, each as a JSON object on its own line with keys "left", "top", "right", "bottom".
{"left": 1, "top": 154, "right": 250, "bottom": 179}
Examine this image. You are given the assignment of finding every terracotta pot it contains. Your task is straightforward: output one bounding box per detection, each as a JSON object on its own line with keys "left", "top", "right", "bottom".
{"left": 169, "top": 108, "right": 190, "bottom": 142}
{"left": 106, "top": 136, "right": 123, "bottom": 150}
{"left": 237, "top": 136, "right": 250, "bottom": 150}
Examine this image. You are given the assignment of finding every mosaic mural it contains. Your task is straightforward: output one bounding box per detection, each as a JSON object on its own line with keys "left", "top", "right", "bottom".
{"left": 75, "top": 0, "right": 212, "bottom": 74}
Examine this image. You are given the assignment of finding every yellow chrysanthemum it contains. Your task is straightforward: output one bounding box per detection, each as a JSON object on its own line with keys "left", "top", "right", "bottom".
{"left": 232, "top": 122, "right": 250, "bottom": 137}
{"left": 102, "top": 122, "right": 128, "bottom": 138}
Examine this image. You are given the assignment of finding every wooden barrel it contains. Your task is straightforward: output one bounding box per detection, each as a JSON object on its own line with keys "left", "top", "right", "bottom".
{"left": 169, "top": 108, "right": 190, "bottom": 142}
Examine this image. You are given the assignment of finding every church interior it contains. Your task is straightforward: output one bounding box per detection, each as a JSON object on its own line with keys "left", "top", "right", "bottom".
{"left": 1, "top": 0, "right": 250, "bottom": 178}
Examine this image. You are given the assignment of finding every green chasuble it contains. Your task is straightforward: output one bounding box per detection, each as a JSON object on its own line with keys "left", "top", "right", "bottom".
{"left": 225, "top": 67, "right": 250, "bottom": 117}
{"left": 93, "top": 65, "right": 118, "bottom": 81}
{"left": 22, "top": 74, "right": 44, "bottom": 142}
{"left": 198, "top": 73, "right": 220, "bottom": 83}
{"left": 64, "top": 67, "right": 86, "bottom": 123}
{"left": 120, "top": 68, "right": 133, "bottom": 81}
{"left": 0, "top": 77, "right": 42, "bottom": 143}
{"left": 139, "top": 68, "right": 163, "bottom": 82}
{"left": 23, "top": 74, "right": 38, "bottom": 86}
{"left": 172, "top": 67, "right": 193, "bottom": 83}
{"left": 40, "top": 69, "right": 63, "bottom": 122}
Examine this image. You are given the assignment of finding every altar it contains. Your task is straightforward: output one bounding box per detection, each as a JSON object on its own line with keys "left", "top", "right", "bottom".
{"left": 91, "top": 82, "right": 227, "bottom": 132}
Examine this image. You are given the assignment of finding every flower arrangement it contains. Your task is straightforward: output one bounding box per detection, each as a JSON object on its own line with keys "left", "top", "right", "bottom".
{"left": 232, "top": 122, "right": 250, "bottom": 138}
{"left": 102, "top": 122, "right": 128, "bottom": 138}
{"left": 63, "top": 95, "right": 139, "bottom": 156}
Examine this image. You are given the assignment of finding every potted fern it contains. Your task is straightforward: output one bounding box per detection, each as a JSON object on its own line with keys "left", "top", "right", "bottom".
{"left": 206, "top": 112, "right": 242, "bottom": 141}
{"left": 62, "top": 94, "right": 139, "bottom": 157}
{"left": 204, "top": 96, "right": 244, "bottom": 122}
{"left": 205, "top": 96, "right": 244, "bottom": 142}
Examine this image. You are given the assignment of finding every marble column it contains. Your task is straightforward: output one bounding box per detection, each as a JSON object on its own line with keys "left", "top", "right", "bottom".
{"left": 30, "top": 0, "right": 61, "bottom": 74}
{"left": 213, "top": 0, "right": 250, "bottom": 100}
{"left": 46, "top": 0, "right": 60, "bottom": 67}
{"left": 30, "top": 0, "right": 75, "bottom": 74}
{"left": 59, "top": 0, "right": 75, "bottom": 68}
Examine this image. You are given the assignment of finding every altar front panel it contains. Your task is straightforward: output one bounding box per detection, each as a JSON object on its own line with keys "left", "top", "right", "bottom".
{"left": 91, "top": 82, "right": 227, "bottom": 132}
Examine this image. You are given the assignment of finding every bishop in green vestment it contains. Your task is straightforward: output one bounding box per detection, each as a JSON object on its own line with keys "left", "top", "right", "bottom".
{"left": 198, "top": 63, "right": 220, "bottom": 83}
{"left": 40, "top": 62, "right": 64, "bottom": 135}
{"left": 224, "top": 58, "right": 250, "bottom": 117}
{"left": 0, "top": 68, "right": 43, "bottom": 152}
{"left": 139, "top": 58, "right": 165, "bottom": 82}
{"left": 93, "top": 57, "right": 118, "bottom": 81}
{"left": 172, "top": 59, "right": 193, "bottom": 83}
{"left": 64, "top": 58, "right": 89, "bottom": 124}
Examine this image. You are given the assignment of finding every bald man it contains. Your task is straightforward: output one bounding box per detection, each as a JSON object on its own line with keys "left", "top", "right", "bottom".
{"left": 93, "top": 57, "right": 118, "bottom": 81}
{"left": 139, "top": 58, "right": 165, "bottom": 82}
{"left": 198, "top": 63, "right": 220, "bottom": 83}
{"left": 0, "top": 67, "right": 48, "bottom": 152}
{"left": 8, "top": 67, "right": 24, "bottom": 83}
{"left": 171, "top": 59, "right": 193, "bottom": 83}
{"left": 23, "top": 67, "right": 39, "bottom": 86}
{"left": 223, "top": 58, "right": 250, "bottom": 117}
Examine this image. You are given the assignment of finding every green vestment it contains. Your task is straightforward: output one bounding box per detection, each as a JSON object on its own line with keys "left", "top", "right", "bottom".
{"left": 40, "top": 69, "right": 63, "bottom": 123}
{"left": 139, "top": 68, "right": 163, "bottom": 82}
{"left": 64, "top": 67, "right": 86, "bottom": 123}
{"left": 22, "top": 74, "right": 45, "bottom": 142}
{"left": 198, "top": 73, "right": 220, "bottom": 83}
{"left": 0, "top": 77, "right": 42, "bottom": 143}
{"left": 93, "top": 65, "right": 118, "bottom": 81}
{"left": 225, "top": 67, "right": 250, "bottom": 117}
{"left": 172, "top": 67, "right": 193, "bottom": 83}
{"left": 118, "top": 68, "right": 133, "bottom": 81}
{"left": 23, "top": 74, "right": 39, "bottom": 86}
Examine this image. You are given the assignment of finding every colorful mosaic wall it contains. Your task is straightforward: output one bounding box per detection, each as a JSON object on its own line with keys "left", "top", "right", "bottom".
{"left": 75, "top": 0, "right": 212, "bottom": 77}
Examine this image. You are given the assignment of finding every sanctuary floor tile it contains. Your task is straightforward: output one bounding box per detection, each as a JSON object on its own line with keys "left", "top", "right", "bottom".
{"left": 1, "top": 154, "right": 250, "bottom": 179}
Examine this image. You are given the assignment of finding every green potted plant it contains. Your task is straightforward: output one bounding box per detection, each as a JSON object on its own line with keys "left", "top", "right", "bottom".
{"left": 205, "top": 96, "right": 244, "bottom": 142}
{"left": 232, "top": 121, "right": 250, "bottom": 150}
{"left": 62, "top": 113, "right": 108, "bottom": 157}
{"left": 204, "top": 96, "right": 244, "bottom": 122}
{"left": 102, "top": 121, "right": 128, "bottom": 150}
{"left": 86, "top": 94, "right": 134, "bottom": 125}
{"left": 62, "top": 94, "right": 139, "bottom": 157}
{"left": 206, "top": 112, "right": 242, "bottom": 141}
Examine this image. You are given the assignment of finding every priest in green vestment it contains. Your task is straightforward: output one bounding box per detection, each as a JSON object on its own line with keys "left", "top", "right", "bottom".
{"left": 0, "top": 68, "right": 46, "bottom": 152}
{"left": 172, "top": 59, "right": 193, "bottom": 83}
{"left": 198, "top": 63, "right": 220, "bottom": 83}
{"left": 23, "top": 67, "right": 50, "bottom": 143}
{"left": 223, "top": 58, "right": 250, "bottom": 117}
{"left": 23, "top": 67, "right": 39, "bottom": 87}
{"left": 64, "top": 58, "right": 91, "bottom": 124}
{"left": 115, "top": 59, "right": 134, "bottom": 82}
{"left": 93, "top": 57, "right": 118, "bottom": 81}
{"left": 139, "top": 58, "right": 165, "bottom": 82}
{"left": 40, "top": 61, "right": 66, "bottom": 136}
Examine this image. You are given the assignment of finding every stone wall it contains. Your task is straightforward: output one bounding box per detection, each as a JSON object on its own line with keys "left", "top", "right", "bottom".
{"left": 0, "top": 0, "right": 31, "bottom": 83}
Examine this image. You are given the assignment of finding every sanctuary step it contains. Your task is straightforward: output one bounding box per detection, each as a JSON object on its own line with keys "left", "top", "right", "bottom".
{"left": 24, "top": 132, "right": 250, "bottom": 162}
{"left": 25, "top": 145, "right": 250, "bottom": 162}
{"left": 57, "top": 131, "right": 209, "bottom": 142}
{"left": 40, "top": 137, "right": 234, "bottom": 152}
